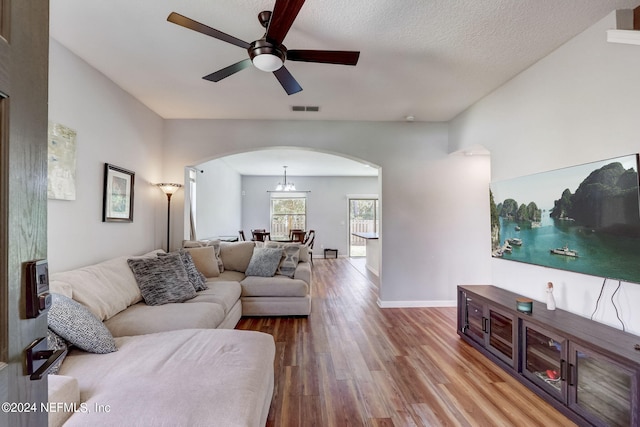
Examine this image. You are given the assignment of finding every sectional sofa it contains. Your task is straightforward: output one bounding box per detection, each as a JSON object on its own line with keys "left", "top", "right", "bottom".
{"left": 47, "top": 241, "right": 312, "bottom": 426}
{"left": 184, "top": 239, "right": 313, "bottom": 316}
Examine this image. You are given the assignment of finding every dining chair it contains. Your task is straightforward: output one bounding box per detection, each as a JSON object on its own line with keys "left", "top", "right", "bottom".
{"left": 303, "top": 230, "right": 315, "bottom": 265}
{"left": 288, "top": 229, "right": 302, "bottom": 239}
{"left": 251, "top": 229, "right": 269, "bottom": 242}
{"left": 291, "top": 230, "right": 306, "bottom": 243}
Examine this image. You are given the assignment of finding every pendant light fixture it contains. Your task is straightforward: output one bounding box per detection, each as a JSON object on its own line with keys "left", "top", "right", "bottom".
{"left": 268, "top": 166, "right": 310, "bottom": 194}
{"left": 275, "top": 166, "right": 296, "bottom": 192}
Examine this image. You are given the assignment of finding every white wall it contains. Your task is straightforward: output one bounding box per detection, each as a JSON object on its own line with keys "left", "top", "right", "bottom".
{"left": 163, "top": 120, "right": 492, "bottom": 305}
{"left": 241, "top": 175, "right": 378, "bottom": 256}
{"left": 449, "top": 12, "right": 640, "bottom": 335}
{"left": 193, "top": 159, "right": 242, "bottom": 239}
{"left": 48, "top": 39, "right": 165, "bottom": 272}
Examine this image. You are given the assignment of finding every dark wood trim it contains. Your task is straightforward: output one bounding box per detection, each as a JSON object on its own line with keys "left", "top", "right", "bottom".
{"left": 0, "top": 95, "right": 8, "bottom": 365}
{"left": 635, "top": 6, "right": 640, "bottom": 30}
{"left": 0, "top": 0, "right": 10, "bottom": 42}
{"left": 0, "top": 0, "right": 9, "bottom": 374}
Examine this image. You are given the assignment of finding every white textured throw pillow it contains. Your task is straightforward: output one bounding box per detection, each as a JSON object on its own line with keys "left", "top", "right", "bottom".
{"left": 245, "top": 247, "right": 284, "bottom": 277}
{"left": 276, "top": 245, "right": 300, "bottom": 278}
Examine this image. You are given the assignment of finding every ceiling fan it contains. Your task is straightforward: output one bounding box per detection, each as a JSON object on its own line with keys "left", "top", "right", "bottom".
{"left": 167, "top": 0, "right": 360, "bottom": 95}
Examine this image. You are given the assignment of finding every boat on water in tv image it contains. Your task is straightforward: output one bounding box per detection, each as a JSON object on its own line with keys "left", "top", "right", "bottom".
{"left": 550, "top": 245, "right": 578, "bottom": 258}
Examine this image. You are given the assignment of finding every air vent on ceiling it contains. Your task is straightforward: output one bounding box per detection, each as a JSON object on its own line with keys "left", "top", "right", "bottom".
{"left": 291, "top": 106, "right": 320, "bottom": 112}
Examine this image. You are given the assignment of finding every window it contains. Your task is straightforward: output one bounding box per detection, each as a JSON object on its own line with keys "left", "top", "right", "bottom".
{"left": 271, "top": 196, "right": 306, "bottom": 239}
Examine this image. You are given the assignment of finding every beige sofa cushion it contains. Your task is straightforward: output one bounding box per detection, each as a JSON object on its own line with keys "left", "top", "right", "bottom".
{"left": 58, "top": 329, "right": 275, "bottom": 427}
{"left": 219, "top": 241, "right": 255, "bottom": 272}
{"left": 182, "top": 239, "right": 224, "bottom": 272}
{"left": 184, "top": 246, "right": 220, "bottom": 277}
{"left": 242, "top": 296, "right": 311, "bottom": 317}
{"left": 50, "top": 280, "right": 73, "bottom": 298}
{"left": 50, "top": 250, "right": 163, "bottom": 321}
{"left": 103, "top": 302, "right": 225, "bottom": 337}
{"left": 209, "top": 270, "right": 246, "bottom": 282}
{"left": 186, "top": 281, "right": 241, "bottom": 314}
{"left": 241, "top": 276, "right": 309, "bottom": 297}
{"left": 293, "top": 261, "right": 312, "bottom": 285}
{"left": 48, "top": 375, "right": 80, "bottom": 427}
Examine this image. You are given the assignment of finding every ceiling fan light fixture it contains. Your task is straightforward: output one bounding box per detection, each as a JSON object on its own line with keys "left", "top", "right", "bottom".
{"left": 252, "top": 53, "right": 284, "bottom": 72}
{"left": 249, "top": 39, "right": 286, "bottom": 72}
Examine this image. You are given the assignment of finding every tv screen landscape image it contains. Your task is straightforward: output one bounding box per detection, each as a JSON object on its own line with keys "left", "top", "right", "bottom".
{"left": 490, "top": 154, "right": 640, "bottom": 284}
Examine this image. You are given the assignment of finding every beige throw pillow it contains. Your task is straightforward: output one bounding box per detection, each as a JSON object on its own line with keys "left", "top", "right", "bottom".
{"left": 182, "top": 239, "right": 224, "bottom": 272}
{"left": 219, "top": 241, "right": 256, "bottom": 273}
{"left": 184, "top": 246, "right": 220, "bottom": 278}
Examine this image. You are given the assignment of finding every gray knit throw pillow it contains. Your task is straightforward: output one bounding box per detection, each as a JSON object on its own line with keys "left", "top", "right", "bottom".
{"left": 158, "top": 249, "right": 207, "bottom": 291}
{"left": 245, "top": 247, "right": 283, "bottom": 277}
{"left": 127, "top": 252, "right": 196, "bottom": 305}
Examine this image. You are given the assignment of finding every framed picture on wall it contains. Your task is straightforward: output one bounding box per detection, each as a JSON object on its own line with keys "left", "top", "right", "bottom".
{"left": 102, "top": 163, "right": 135, "bottom": 222}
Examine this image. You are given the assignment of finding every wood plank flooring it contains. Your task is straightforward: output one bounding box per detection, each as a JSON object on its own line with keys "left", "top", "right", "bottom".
{"left": 236, "top": 258, "right": 576, "bottom": 427}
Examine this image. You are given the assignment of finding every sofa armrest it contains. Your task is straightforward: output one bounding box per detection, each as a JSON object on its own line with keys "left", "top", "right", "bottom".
{"left": 48, "top": 374, "right": 80, "bottom": 427}
{"left": 293, "top": 261, "right": 311, "bottom": 285}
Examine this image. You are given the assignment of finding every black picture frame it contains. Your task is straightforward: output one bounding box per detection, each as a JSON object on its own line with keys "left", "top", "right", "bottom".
{"left": 102, "top": 163, "right": 134, "bottom": 222}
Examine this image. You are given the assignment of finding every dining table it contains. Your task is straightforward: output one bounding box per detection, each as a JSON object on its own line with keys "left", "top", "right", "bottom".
{"left": 270, "top": 237, "right": 293, "bottom": 243}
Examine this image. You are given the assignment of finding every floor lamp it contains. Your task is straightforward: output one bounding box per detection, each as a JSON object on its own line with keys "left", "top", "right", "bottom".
{"left": 156, "top": 183, "right": 182, "bottom": 251}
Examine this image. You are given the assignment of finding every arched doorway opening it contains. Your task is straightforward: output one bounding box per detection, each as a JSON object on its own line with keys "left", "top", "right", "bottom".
{"left": 183, "top": 147, "right": 381, "bottom": 270}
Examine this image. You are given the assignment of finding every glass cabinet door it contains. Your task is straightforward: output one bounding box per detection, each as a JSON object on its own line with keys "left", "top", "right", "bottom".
{"left": 464, "top": 297, "right": 485, "bottom": 345}
{"left": 568, "top": 342, "right": 635, "bottom": 427}
{"left": 487, "top": 307, "right": 516, "bottom": 367}
{"left": 522, "top": 322, "right": 567, "bottom": 402}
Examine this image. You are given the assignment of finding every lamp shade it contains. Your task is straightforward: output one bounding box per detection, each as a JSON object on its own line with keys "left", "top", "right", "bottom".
{"left": 156, "top": 183, "right": 182, "bottom": 195}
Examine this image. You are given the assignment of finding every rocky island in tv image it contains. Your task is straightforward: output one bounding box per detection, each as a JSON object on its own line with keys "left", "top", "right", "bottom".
{"left": 490, "top": 154, "right": 640, "bottom": 284}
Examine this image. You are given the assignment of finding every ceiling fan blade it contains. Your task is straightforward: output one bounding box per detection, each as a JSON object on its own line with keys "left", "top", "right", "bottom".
{"left": 168, "top": 12, "right": 251, "bottom": 50}
{"left": 273, "top": 66, "right": 302, "bottom": 95}
{"left": 203, "top": 59, "right": 252, "bottom": 82}
{"left": 266, "top": 0, "right": 306, "bottom": 44}
{"left": 287, "top": 50, "right": 360, "bottom": 66}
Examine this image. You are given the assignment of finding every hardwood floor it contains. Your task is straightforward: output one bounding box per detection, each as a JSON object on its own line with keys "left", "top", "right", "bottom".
{"left": 236, "top": 258, "right": 576, "bottom": 427}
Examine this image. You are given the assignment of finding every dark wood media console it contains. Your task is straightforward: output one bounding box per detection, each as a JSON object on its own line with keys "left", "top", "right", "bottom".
{"left": 457, "top": 285, "right": 640, "bottom": 427}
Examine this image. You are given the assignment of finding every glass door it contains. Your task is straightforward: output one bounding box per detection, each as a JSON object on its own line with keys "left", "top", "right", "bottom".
{"left": 522, "top": 322, "right": 567, "bottom": 402}
{"left": 568, "top": 342, "right": 635, "bottom": 427}
{"left": 487, "top": 307, "right": 516, "bottom": 367}
{"left": 463, "top": 296, "right": 485, "bottom": 345}
{"left": 348, "top": 198, "right": 378, "bottom": 257}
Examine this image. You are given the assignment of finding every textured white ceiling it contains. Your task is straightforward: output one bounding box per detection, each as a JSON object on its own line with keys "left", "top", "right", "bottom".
{"left": 49, "top": 0, "right": 639, "bottom": 122}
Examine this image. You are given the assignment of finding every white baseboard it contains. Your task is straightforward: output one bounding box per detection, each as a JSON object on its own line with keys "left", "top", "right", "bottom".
{"left": 377, "top": 299, "right": 457, "bottom": 308}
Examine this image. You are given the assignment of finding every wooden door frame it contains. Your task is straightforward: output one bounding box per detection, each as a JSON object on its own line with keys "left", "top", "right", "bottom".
{"left": 0, "top": 1, "right": 50, "bottom": 425}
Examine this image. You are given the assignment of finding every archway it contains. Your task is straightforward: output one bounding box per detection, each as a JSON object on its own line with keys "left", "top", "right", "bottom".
{"left": 183, "top": 147, "right": 382, "bottom": 268}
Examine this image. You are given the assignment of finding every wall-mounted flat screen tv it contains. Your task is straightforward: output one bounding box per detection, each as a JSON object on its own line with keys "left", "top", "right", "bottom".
{"left": 490, "top": 154, "right": 640, "bottom": 284}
